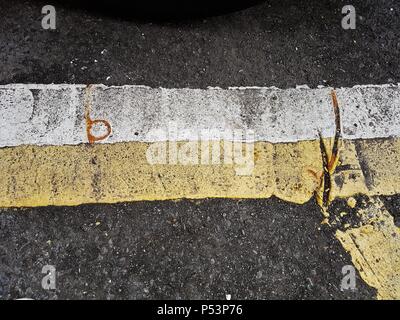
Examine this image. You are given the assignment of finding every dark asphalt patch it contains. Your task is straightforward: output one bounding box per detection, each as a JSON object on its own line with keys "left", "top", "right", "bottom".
{"left": 329, "top": 195, "right": 400, "bottom": 229}
{"left": 381, "top": 195, "right": 400, "bottom": 228}
{"left": 0, "top": 198, "right": 376, "bottom": 299}
{"left": 0, "top": 0, "right": 399, "bottom": 88}
{"left": 328, "top": 195, "right": 374, "bottom": 230}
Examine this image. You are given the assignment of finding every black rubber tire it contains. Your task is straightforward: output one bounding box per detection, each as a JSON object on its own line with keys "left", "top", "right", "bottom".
{"left": 60, "top": 0, "right": 266, "bottom": 20}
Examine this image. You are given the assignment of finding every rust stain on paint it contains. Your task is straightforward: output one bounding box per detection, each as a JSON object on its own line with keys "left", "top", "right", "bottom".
{"left": 84, "top": 84, "right": 112, "bottom": 144}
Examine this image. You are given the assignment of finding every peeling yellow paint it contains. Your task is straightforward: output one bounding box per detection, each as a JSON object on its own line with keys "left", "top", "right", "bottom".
{"left": 336, "top": 198, "right": 400, "bottom": 300}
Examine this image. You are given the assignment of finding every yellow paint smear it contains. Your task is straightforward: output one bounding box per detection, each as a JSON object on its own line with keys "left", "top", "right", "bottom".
{"left": 336, "top": 198, "right": 400, "bottom": 300}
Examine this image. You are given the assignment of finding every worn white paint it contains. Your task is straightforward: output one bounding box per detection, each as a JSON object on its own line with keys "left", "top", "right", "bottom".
{"left": 0, "top": 84, "right": 399, "bottom": 147}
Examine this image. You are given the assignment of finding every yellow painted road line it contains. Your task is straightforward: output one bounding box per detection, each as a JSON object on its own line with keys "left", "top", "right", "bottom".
{"left": 0, "top": 141, "right": 319, "bottom": 207}
{"left": 1, "top": 138, "right": 400, "bottom": 208}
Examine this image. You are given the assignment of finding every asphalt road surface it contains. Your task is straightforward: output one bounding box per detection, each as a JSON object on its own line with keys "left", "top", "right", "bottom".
{"left": 0, "top": 0, "right": 399, "bottom": 300}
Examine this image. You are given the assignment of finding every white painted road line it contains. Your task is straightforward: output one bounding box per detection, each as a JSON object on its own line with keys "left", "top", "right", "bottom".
{"left": 1, "top": 84, "right": 400, "bottom": 147}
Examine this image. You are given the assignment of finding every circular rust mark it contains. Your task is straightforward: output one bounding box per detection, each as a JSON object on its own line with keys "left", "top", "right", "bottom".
{"left": 86, "top": 117, "right": 112, "bottom": 144}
